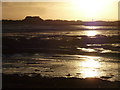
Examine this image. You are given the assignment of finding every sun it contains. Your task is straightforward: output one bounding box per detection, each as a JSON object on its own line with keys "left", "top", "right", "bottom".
{"left": 71, "top": 0, "right": 107, "bottom": 19}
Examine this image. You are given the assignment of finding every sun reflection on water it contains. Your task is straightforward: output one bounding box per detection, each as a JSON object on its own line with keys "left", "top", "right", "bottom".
{"left": 84, "top": 26, "right": 100, "bottom": 36}
{"left": 77, "top": 48, "right": 96, "bottom": 52}
{"left": 85, "top": 26, "right": 99, "bottom": 30}
{"left": 81, "top": 68, "right": 98, "bottom": 78}
{"left": 85, "top": 30, "right": 98, "bottom": 36}
{"left": 78, "top": 56, "right": 101, "bottom": 78}
{"left": 81, "top": 59, "right": 100, "bottom": 68}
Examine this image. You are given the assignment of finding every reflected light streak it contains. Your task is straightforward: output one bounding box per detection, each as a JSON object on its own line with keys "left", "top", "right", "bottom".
{"left": 86, "top": 30, "right": 98, "bottom": 36}
{"left": 77, "top": 48, "right": 96, "bottom": 52}
{"left": 81, "top": 59, "right": 100, "bottom": 68}
{"left": 78, "top": 56, "right": 101, "bottom": 78}
{"left": 85, "top": 26, "right": 99, "bottom": 29}
{"left": 81, "top": 68, "right": 98, "bottom": 78}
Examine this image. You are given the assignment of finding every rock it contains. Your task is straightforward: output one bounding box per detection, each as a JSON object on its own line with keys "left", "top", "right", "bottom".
{"left": 66, "top": 74, "right": 71, "bottom": 76}
{"left": 35, "top": 69, "right": 40, "bottom": 71}
{"left": 76, "top": 73, "right": 81, "bottom": 75}
{"left": 100, "top": 76, "right": 112, "bottom": 79}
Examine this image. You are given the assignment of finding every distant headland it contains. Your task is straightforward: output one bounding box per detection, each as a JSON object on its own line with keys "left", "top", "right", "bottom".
{"left": 2, "top": 16, "right": 120, "bottom": 26}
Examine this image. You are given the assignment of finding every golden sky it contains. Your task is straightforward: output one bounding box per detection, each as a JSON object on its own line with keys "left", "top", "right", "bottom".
{"left": 2, "top": 0, "right": 119, "bottom": 21}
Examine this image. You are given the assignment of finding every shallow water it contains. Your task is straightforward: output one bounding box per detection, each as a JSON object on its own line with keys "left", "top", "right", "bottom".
{"left": 2, "top": 26, "right": 120, "bottom": 82}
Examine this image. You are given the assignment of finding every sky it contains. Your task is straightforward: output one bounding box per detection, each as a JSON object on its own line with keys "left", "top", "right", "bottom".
{"left": 2, "top": 0, "right": 119, "bottom": 21}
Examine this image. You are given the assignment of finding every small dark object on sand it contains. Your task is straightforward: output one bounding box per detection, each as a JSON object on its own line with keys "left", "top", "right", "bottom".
{"left": 35, "top": 69, "right": 40, "bottom": 71}
{"left": 66, "top": 74, "right": 71, "bottom": 76}
{"left": 100, "top": 76, "right": 112, "bottom": 79}
{"left": 76, "top": 73, "right": 81, "bottom": 74}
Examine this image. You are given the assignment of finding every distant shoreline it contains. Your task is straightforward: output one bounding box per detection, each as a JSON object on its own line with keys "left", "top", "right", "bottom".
{"left": 2, "top": 21, "right": 119, "bottom": 26}
{"left": 2, "top": 16, "right": 120, "bottom": 33}
{"left": 2, "top": 16, "right": 120, "bottom": 26}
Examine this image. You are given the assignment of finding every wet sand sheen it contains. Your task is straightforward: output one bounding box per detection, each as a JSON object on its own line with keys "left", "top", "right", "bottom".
{"left": 3, "top": 54, "right": 119, "bottom": 82}
{"left": 2, "top": 28, "right": 120, "bottom": 88}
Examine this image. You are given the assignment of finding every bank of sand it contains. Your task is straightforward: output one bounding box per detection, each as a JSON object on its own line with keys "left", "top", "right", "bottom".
{"left": 2, "top": 74, "right": 120, "bottom": 88}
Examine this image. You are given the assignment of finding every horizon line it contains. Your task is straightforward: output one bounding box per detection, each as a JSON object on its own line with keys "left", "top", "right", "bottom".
{"left": 2, "top": 19, "right": 119, "bottom": 22}
{"left": 2, "top": 16, "right": 119, "bottom": 22}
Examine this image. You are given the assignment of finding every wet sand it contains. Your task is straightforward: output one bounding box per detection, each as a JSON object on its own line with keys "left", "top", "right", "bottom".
{"left": 2, "top": 74, "right": 120, "bottom": 88}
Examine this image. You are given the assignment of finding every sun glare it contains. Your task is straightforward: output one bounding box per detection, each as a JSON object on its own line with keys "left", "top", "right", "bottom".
{"left": 71, "top": 0, "right": 108, "bottom": 19}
